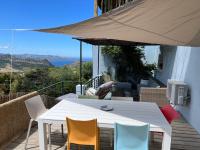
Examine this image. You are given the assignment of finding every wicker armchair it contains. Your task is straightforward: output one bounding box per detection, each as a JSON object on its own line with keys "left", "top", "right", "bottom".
{"left": 139, "top": 87, "right": 169, "bottom": 107}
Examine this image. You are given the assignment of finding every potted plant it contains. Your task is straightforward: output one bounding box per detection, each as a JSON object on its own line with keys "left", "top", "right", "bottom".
{"left": 140, "top": 64, "right": 157, "bottom": 86}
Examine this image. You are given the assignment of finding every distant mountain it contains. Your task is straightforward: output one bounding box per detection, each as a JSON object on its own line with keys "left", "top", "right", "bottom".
{"left": 7, "top": 54, "right": 92, "bottom": 67}
{"left": 13, "top": 54, "right": 72, "bottom": 61}
{"left": 13, "top": 54, "right": 89, "bottom": 60}
{"left": 0, "top": 53, "right": 54, "bottom": 72}
{"left": 0, "top": 53, "right": 92, "bottom": 69}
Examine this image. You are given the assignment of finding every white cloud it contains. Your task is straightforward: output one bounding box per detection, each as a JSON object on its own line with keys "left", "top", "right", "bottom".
{"left": 0, "top": 45, "right": 9, "bottom": 49}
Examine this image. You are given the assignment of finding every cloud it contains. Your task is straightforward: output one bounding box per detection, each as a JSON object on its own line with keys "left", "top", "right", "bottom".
{"left": 0, "top": 45, "right": 9, "bottom": 49}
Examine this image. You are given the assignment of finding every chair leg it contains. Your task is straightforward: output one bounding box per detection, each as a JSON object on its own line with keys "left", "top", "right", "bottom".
{"left": 95, "top": 130, "right": 100, "bottom": 150}
{"left": 48, "top": 124, "right": 51, "bottom": 150}
{"left": 67, "top": 142, "right": 71, "bottom": 150}
{"left": 61, "top": 124, "right": 64, "bottom": 137}
{"left": 98, "top": 136, "right": 100, "bottom": 150}
{"left": 24, "top": 119, "right": 33, "bottom": 150}
{"left": 97, "top": 128, "right": 100, "bottom": 150}
{"left": 94, "top": 144, "right": 99, "bottom": 150}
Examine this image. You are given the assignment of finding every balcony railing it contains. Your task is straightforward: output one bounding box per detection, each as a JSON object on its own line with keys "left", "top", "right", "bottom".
{"left": 38, "top": 80, "right": 79, "bottom": 108}
{"left": 0, "top": 91, "right": 38, "bottom": 147}
{"left": 0, "top": 80, "right": 79, "bottom": 106}
{"left": 84, "top": 75, "right": 103, "bottom": 90}
{"left": 98, "top": 0, "right": 135, "bottom": 13}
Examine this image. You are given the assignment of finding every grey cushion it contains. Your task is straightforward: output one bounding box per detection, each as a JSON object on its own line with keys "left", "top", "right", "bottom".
{"left": 95, "top": 81, "right": 114, "bottom": 99}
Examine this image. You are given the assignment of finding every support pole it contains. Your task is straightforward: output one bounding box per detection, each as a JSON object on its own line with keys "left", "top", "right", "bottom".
{"left": 101, "top": 0, "right": 104, "bottom": 13}
{"left": 94, "top": 0, "right": 98, "bottom": 17}
{"left": 80, "top": 41, "right": 83, "bottom": 95}
{"left": 97, "top": 46, "right": 100, "bottom": 75}
{"left": 108, "top": 0, "right": 110, "bottom": 11}
{"left": 97, "top": 46, "right": 100, "bottom": 87}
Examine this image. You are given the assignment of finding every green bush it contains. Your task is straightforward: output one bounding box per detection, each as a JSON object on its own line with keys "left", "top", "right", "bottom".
{"left": 102, "top": 46, "right": 156, "bottom": 81}
{"left": 0, "top": 62, "right": 92, "bottom": 97}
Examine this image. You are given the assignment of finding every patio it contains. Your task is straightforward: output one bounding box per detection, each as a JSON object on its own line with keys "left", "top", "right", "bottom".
{"left": 4, "top": 116, "right": 200, "bottom": 150}
{"left": 1, "top": 0, "right": 200, "bottom": 150}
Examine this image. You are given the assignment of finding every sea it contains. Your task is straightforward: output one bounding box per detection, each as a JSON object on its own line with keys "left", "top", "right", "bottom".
{"left": 50, "top": 58, "right": 92, "bottom": 67}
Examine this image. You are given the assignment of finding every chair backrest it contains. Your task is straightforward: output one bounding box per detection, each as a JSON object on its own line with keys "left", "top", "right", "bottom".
{"left": 66, "top": 117, "right": 98, "bottom": 145}
{"left": 25, "top": 95, "right": 47, "bottom": 121}
{"left": 160, "top": 104, "right": 180, "bottom": 124}
{"left": 114, "top": 123, "right": 149, "bottom": 150}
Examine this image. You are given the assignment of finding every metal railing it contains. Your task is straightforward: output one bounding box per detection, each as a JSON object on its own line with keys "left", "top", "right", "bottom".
{"left": 0, "top": 76, "right": 104, "bottom": 106}
{"left": 0, "top": 80, "right": 80, "bottom": 107}
{"left": 84, "top": 75, "right": 103, "bottom": 90}
{"left": 37, "top": 80, "right": 79, "bottom": 108}
{"left": 99, "top": 0, "right": 135, "bottom": 13}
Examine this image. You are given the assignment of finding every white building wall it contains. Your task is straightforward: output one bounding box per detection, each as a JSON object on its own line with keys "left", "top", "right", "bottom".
{"left": 92, "top": 46, "right": 116, "bottom": 79}
{"left": 92, "top": 46, "right": 99, "bottom": 78}
{"left": 171, "top": 46, "right": 192, "bottom": 81}
{"left": 144, "top": 46, "right": 160, "bottom": 64}
{"left": 155, "top": 46, "right": 200, "bottom": 134}
{"left": 155, "top": 46, "right": 177, "bottom": 84}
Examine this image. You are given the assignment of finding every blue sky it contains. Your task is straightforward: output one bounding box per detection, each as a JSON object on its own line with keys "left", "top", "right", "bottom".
{"left": 0, "top": 0, "right": 95, "bottom": 58}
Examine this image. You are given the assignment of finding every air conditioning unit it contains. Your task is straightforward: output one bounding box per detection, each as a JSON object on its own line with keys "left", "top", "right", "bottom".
{"left": 167, "top": 80, "right": 188, "bottom": 105}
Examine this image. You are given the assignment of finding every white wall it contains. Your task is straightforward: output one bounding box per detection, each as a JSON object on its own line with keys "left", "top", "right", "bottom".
{"left": 144, "top": 46, "right": 160, "bottom": 64}
{"left": 155, "top": 46, "right": 177, "bottom": 84}
{"left": 171, "top": 47, "right": 192, "bottom": 81}
{"left": 155, "top": 46, "right": 200, "bottom": 134}
{"left": 92, "top": 46, "right": 116, "bottom": 79}
{"left": 175, "top": 47, "right": 200, "bottom": 134}
{"left": 92, "top": 46, "right": 99, "bottom": 78}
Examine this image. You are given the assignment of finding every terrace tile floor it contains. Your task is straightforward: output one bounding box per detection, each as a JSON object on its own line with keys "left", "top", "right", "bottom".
{"left": 3, "top": 117, "right": 200, "bottom": 150}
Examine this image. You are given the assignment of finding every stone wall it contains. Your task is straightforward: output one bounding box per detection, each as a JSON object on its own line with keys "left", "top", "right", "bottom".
{"left": 0, "top": 91, "right": 38, "bottom": 146}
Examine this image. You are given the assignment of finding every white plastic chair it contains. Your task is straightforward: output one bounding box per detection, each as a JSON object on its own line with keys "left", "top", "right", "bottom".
{"left": 24, "top": 95, "right": 51, "bottom": 150}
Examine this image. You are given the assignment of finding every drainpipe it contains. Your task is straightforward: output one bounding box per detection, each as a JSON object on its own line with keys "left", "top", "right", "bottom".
{"left": 94, "top": 0, "right": 99, "bottom": 81}
{"left": 98, "top": 46, "right": 100, "bottom": 76}
{"left": 80, "top": 41, "right": 83, "bottom": 95}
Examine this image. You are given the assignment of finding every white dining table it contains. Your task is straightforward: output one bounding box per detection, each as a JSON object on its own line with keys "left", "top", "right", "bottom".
{"left": 38, "top": 98, "right": 172, "bottom": 150}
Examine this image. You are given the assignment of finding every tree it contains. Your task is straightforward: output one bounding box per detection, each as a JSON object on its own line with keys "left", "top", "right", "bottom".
{"left": 102, "top": 45, "right": 156, "bottom": 81}
{"left": 0, "top": 62, "right": 93, "bottom": 96}
{"left": 82, "top": 62, "right": 93, "bottom": 81}
{"left": 0, "top": 73, "right": 12, "bottom": 94}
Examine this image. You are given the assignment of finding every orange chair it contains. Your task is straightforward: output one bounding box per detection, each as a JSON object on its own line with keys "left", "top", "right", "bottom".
{"left": 66, "top": 117, "right": 100, "bottom": 150}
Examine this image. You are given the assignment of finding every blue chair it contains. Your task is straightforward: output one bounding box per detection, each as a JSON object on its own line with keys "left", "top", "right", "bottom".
{"left": 114, "top": 123, "right": 149, "bottom": 150}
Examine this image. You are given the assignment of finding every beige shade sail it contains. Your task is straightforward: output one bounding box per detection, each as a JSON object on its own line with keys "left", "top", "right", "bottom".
{"left": 36, "top": 0, "right": 200, "bottom": 46}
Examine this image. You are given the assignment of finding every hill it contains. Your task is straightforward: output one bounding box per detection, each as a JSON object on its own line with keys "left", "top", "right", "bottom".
{"left": 0, "top": 54, "right": 54, "bottom": 72}
{"left": 13, "top": 54, "right": 92, "bottom": 67}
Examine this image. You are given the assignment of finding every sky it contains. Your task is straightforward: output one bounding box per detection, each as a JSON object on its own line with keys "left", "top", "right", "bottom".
{"left": 0, "top": 0, "right": 95, "bottom": 58}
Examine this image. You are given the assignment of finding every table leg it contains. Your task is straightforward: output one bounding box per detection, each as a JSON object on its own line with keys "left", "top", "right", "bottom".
{"left": 162, "top": 131, "right": 171, "bottom": 150}
{"left": 38, "top": 121, "right": 47, "bottom": 150}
